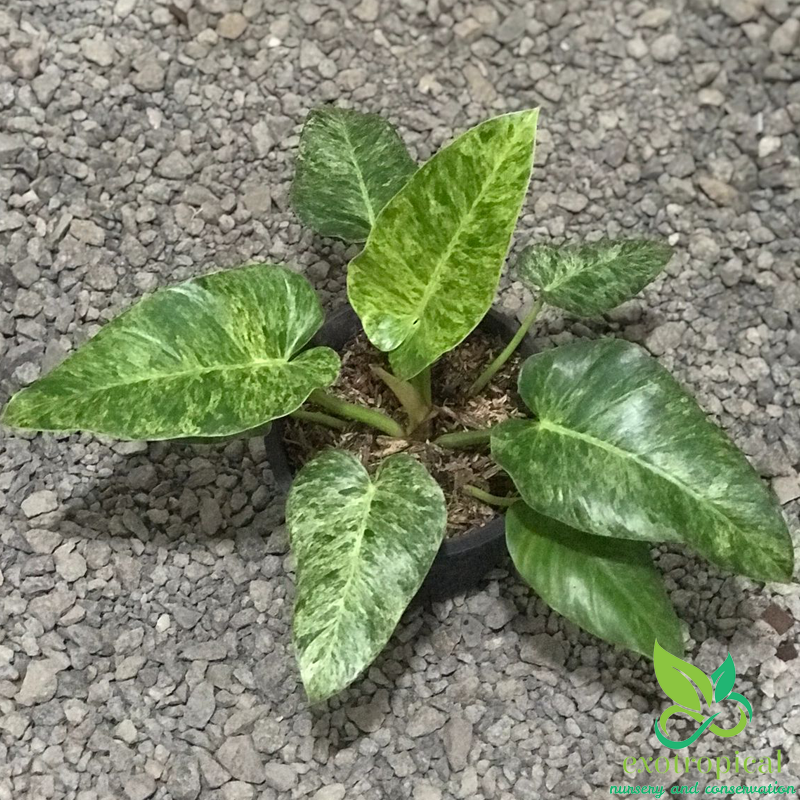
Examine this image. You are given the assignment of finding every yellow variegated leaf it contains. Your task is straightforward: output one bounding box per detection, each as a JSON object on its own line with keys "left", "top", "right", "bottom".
{"left": 348, "top": 110, "right": 538, "bottom": 379}
{"left": 288, "top": 450, "right": 446, "bottom": 702}
{"left": 2, "top": 265, "right": 339, "bottom": 441}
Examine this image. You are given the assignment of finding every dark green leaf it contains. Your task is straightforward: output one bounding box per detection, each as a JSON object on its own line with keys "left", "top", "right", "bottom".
{"left": 506, "top": 502, "right": 683, "bottom": 658}
{"left": 711, "top": 653, "right": 736, "bottom": 702}
{"left": 516, "top": 239, "right": 673, "bottom": 316}
{"left": 288, "top": 450, "right": 446, "bottom": 702}
{"left": 491, "top": 339, "right": 794, "bottom": 582}
{"left": 348, "top": 110, "right": 538, "bottom": 379}
{"left": 292, "top": 107, "right": 416, "bottom": 242}
{"left": 1, "top": 265, "right": 339, "bottom": 440}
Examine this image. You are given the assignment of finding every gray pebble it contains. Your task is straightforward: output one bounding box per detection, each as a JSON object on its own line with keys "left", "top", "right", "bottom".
{"left": 16, "top": 659, "right": 60, "bottom": 706}
{"left": 157, "top": 151, "right": 195, "bottom": 180}
{"left": 406, "top": 706, "right": 446, "bottom": 737}
{"left": 720, "top": 0, "right": 758, "bottom": 24}
{"left": 262, "top": 763, "right": 297, "bottom": 792}
{"left": 184, "top": 681, "right": 216, "bottom": 728}
{"left": 167, "top": 755, "right": 201, "bottom": 800}
{"left": 770, "top": 18, "right": 800, "bottom": 54}
{"left": 1, "top": 2, "right": 798, "bottom": 797}
{"left": 20, "top": 490, "right": 58, "bottom": 518}
{"left": 132, "top": 62, "right": 166, "bottom": 92}
{"left": 216, "top": 736, "right": 265, "bottom": 784}
{"left": 218, "top": 12, "right": 248, "bottom": 39}
{"left": 520, "top": 634, "right": 566, "bottom": 668}
{"left": 80, "top": 34, "right": 116, "bottom": 66}
{"left": 651, "top": 33, "right": 682, "bottom": 63}
{"left": 441, "top": 716, "right": 472, "bottom": 771}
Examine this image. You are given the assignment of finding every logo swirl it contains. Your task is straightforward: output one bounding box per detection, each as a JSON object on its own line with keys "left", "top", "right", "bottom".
{"left": 652, "top": 641, "right": 752, "bottom": 749}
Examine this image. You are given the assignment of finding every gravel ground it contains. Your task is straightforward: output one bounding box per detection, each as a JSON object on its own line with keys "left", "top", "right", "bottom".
{"left": 2, "top": 0, "right": 800, "bottom": 798}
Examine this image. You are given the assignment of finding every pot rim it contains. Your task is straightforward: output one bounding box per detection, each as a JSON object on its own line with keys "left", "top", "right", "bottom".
{"left": 265, "top": 300, "right": 537, "bottom": 547}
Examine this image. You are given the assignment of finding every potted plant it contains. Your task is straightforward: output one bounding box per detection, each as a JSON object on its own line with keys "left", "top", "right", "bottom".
{"left": 2, "top": 107, "right": 794, "bottom": 705}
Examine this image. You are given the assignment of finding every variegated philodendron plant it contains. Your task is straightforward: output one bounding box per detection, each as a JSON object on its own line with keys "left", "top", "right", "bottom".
{"left": 3, "top": 107, "right": 794, "bottom": 703}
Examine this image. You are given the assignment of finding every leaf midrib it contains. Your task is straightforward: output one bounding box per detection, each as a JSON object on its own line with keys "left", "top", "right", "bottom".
{"left": 591, "top": 552, "right": 672, "bottom": 654}
{"left": 536, "top": 417, "right": 737, "bottom": 538}
{"left": 316, "top": 480, "right": 377, "bottom": 667}
{"left": 340, "top": 120, "right": 377, "bottom": 227}
{"left": 60, "top": 356, "right": 292, "bottom": 395}
{"left": 540, "top": 257, "right": 591, "bottom": 294}
{"left": 408, "top": 135, "right": 519, "bottom": 331}
{"left": 536, "top": 248, "right": 620, "bottom": 296}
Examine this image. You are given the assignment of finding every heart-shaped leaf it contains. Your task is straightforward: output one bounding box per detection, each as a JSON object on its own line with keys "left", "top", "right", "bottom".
{"left": 654, "top": 640, "right": 714, "bottom": 713}
{"left": 288, "top": 449, "right": 446, "bottom": 702}
{"left": 516, "top": 239, "right": 673, "bottom": 316}
{"left": 506, "top": 502, "right": 684, "bottom": 658}
{"left": 348, "top": 109, "right": 538, "bottom": 379}
{"left": 292, "top": 107, "right": 416, "bottom": 242}
{"left": 1, "top": 265, "right": 340, "bottom": 441}
{"left": 491, "top": 339, "right": 794, "bottom": 582}
{"left": 711, "top": 653, "right": 736, "bottom": 702}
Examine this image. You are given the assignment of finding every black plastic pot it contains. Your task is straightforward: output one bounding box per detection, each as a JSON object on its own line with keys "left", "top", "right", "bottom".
{"left": 265, "top": 304, "right": 537, "bottom": 601}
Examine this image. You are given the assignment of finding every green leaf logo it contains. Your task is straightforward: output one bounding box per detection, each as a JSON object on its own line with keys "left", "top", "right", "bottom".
{"left": 653, "top": 640, "right": 713, "bottom": 712}
{"left": 711, "top": 653, "right": 735, "bottom": 702}
{"left": 653, "top": 640, "right": 752, "bottom": 749}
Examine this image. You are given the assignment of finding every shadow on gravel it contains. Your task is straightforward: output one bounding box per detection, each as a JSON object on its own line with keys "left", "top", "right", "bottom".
{"left": 57, "top": 437, "right": 287, "bottom": 549}
{"left": 15, "top": 393, "right": 771, "bottom": 754}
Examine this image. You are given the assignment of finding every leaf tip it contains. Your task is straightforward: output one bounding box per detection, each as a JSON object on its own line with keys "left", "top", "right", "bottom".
{"left": 516, "top": 106, "right": 540, "bottom": 124}
{"left": 0, "top": 393, "right": 25, "bottom": 430}
{"left": 302, "top": 682, "right": 331, "bottom": 706}
{"left": 652, "top": 636, "right": 686, "bottom": 663}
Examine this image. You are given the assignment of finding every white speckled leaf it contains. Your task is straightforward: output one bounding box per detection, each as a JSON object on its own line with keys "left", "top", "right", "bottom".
{"left": 492, "top": 339, "right": 794, "bottom": 582}
{"left": 348, "top": 110, "right": 538, "bottom": 380}
{"left": 1, "top": 265, "right": 340, "bottom": 441}
{"left": 292, "top": 107, "right": 416, "bottom": 242}
{"left": 506, "top": 502, "right": 684, "bottom": 658}
{"left": 516, "top": 239, "right": 673, "bottom": 316}
{"left": 288, "top": 450, "right": 446, "bottom": 702}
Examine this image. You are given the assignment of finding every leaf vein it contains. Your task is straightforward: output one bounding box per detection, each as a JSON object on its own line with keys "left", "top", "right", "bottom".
{"left": 340, "top": 120, "right": 377, "bottom": 227}
{"left": 537, "top": 417, "right": 736, "bottom": 534}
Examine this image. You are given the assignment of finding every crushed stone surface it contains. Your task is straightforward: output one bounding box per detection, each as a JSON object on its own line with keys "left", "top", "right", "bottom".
{"left": 1, "top": 0, "right": 799, "bottom": 798}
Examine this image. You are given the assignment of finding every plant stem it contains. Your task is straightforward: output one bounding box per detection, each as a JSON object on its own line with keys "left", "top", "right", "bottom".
{"left": 290, "top": 409, "right": 348, "bottom": 431}
{"left": 309, "top": 389, "right": 404, "bottom": 438}
{"left": 410, "top": 366, "right": 432, "bottom": 406}
{"left": 433, "top": 428, "right": 493, "bottom": 448}
{"left": 468, "top": 296, "right": 545, "bottom": 397}
{"left": 371, "top": 366, "right": 430, "bottom": 433}
{"left": 463, "top": 485, "right": 518, "bottom": 507}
